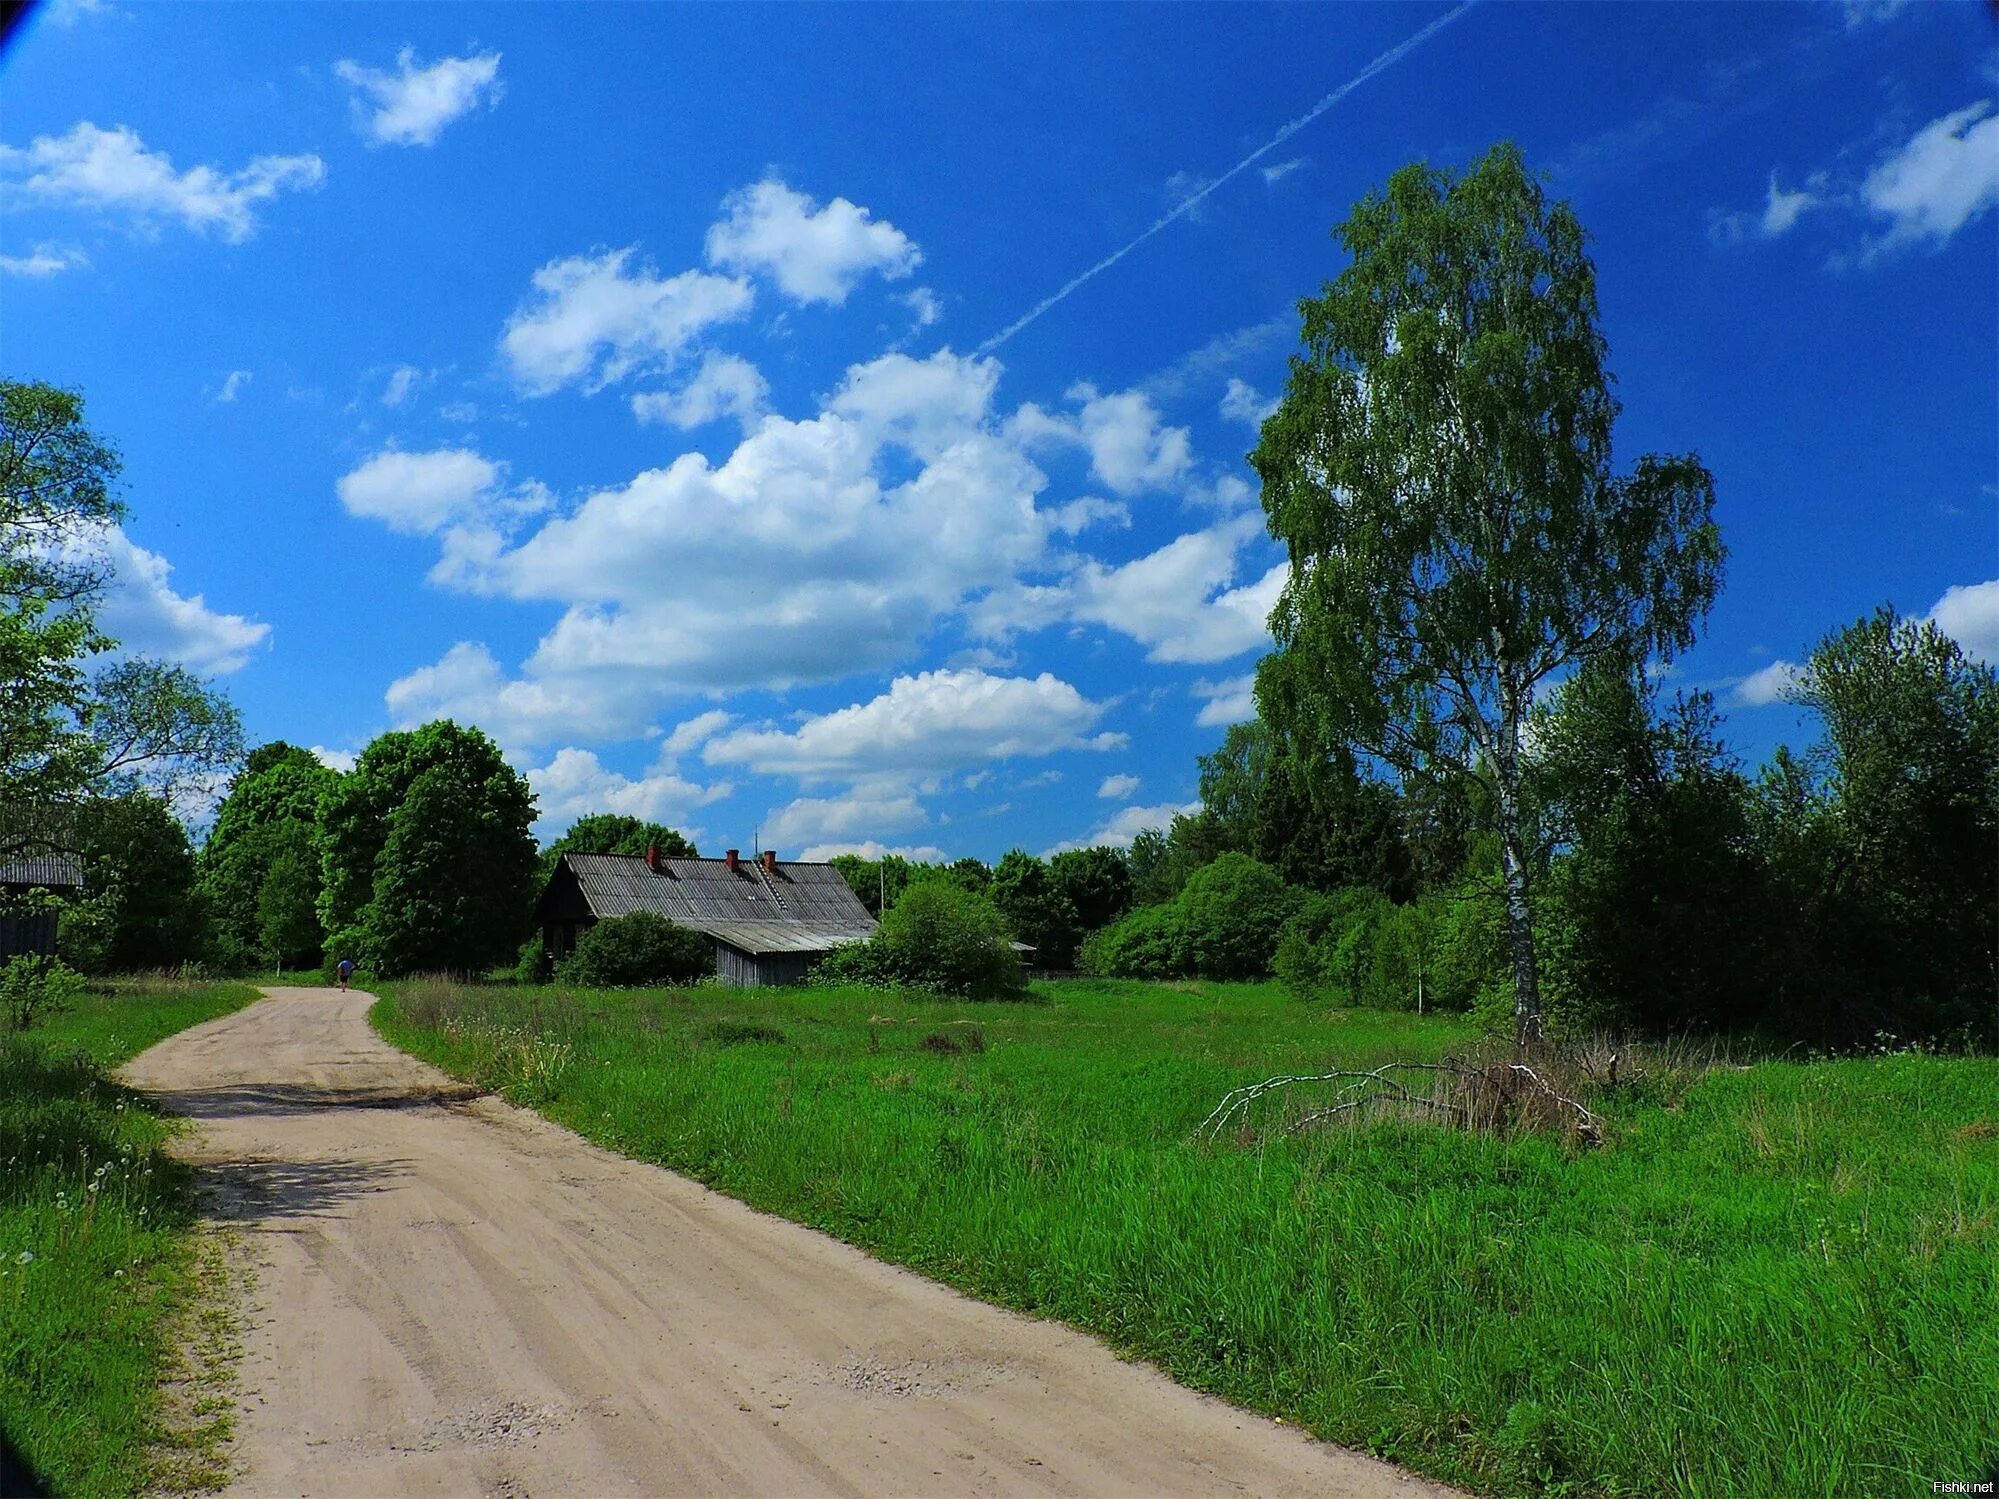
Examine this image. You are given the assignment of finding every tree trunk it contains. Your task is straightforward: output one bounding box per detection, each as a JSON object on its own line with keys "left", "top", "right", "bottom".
{"left": 1492, "top": 706, "right": 1543, "bottom": 1049}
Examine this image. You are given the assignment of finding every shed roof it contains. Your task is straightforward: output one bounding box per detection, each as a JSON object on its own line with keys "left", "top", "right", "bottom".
{"left": 0, "top": 852, "right": 84, "bottom": 890}
{"left": 548, "top": 852, "right": 876, "bottom": 950}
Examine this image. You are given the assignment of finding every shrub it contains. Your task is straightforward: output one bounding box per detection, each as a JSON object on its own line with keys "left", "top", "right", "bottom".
{"left": 1078, "top": 902, "right": 1185, "bottom": 978}
{"left": 1175, "top": 853, "right": 1300, "bottom": 979}
{"left": 1, "top": 956, "right": 84, "bottom": 1032}
{"left": 555, "top": 912, "right": 712, "bottom": 987}
{"left": 514, "top": 935, "right": 553, "bottom": 985}
{"left": 814, "top": 882, "right": 1025, "bottom": 1000}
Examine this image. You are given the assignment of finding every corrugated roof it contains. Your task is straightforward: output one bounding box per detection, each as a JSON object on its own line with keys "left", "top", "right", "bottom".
{"left": 557, "top": 853, "right": 877, "bottom": 944}
{"left": 0, "top": 853, "right": 84, "bottom": 889}
{"left": 700, "top": 920, "right": 876, "bottom": 955}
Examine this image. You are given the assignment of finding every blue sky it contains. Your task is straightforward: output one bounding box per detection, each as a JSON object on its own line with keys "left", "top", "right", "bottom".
{"left": 4, "top": 0, "right": 1993, "bottom": 860}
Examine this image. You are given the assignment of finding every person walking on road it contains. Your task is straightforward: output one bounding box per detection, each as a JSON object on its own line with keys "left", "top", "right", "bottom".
{"left": 335, "top": 957, "right": 355, "bottom": 992}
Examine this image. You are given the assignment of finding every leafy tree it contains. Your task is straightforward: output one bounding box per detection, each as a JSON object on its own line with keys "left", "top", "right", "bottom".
{"left": 556, "top": 912, "right": 711, "bottom": 987}
{"left": 1048, "top": 846, "right": 1133, "bottom": 933}
{"left": 319, "top": 722, "right": 537, "bottom": 976}
{"left": 987, "top": 850, "right": 1081, "bottom": 966}
{"left": 200, "top": 744, "right": 335, "bottom": 970}
{"left": 830, "top": 853, "right": 918, "bottom": 917}
{"left": 1253, "top": 143, "right": 1723, "bottom": 1043}
{"left": 1176, "top": 852, "right": 1300, "bottom": 979}
{"left": 1077, "top": 902, "right": 1185, "bottom": 979}
{"left": 1777, "top": 609, "right": 1999, "bottom": 1041}
{"left": 58, "top": 794, "right": 205, "bottom": 972}
{"left": 538, "top": 813, "right": 696, "bottom": 880}
{"left": 257, "top": 846, "right": 323, "bottom": 971}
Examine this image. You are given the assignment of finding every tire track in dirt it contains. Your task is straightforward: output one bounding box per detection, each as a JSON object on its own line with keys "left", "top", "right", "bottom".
{"left": 122, "top": 989, "right": 1463, "bottom": 1498}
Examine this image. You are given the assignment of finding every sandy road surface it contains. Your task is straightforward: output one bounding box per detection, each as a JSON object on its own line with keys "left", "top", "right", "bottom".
{"left": 120, "top": 989, "right": 1459, "bottom": 1499}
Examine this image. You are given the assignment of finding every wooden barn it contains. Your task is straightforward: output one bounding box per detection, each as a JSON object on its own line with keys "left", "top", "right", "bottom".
{"left": 0, "top": 848, "right": 84, "bottom": 962}
{"left": 533, "top": 847, "right": 877, "bottom": 987}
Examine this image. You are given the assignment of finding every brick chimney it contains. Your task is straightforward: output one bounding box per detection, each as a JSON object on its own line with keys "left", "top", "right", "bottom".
{"left": 645, "top": 844, "right": 660, "bottom": 872}
{"left": 725, "top": 848, "right": 739, "bottom": 873}
{"left": 760, "top": 850, "right": 777, "bottom": 874}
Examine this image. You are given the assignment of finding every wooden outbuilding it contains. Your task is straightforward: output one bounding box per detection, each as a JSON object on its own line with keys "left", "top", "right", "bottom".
{"left": 533, "top": 847, "right": 877, "bottom": 987}
{"left": 0, "top": 849, "right": 84, "bottom": 963}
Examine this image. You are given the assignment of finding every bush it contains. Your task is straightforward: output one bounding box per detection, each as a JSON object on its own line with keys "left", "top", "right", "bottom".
{"left": 1, "top": 956, "right": 84, "bottom": 1031}
{"left": 514, "top": 935, "right": 553, "bottom": 985}
{"left": 813, "top": 882, "right": 1025, "bottom": 999}
{"left": 555, "top": 913, "right": 712, "bottom": 987}
{"left": 1176, "top": 853, "right": 1300, "bottom": 979}
{"left": 1078, "top": 902, "right": 1185, "bottom": 979}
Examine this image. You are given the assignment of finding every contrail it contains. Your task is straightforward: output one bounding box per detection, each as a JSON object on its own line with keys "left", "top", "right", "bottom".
{"left": 976, "top": 2, "right": 1479, "bottom": 356}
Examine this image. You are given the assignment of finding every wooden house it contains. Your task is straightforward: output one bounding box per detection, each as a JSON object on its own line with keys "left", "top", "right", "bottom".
{"left": 534, "top": 847, "right": 877, "bottom": 987}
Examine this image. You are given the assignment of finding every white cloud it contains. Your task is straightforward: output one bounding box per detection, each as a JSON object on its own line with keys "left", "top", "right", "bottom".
{"left": 1009, "top": 383, "right": 1192, "bottom": 496}
{"left": 660, "top": 708, "right": 734, "bottom": 758}
{"left": 214, "top": 369, "right": 251, "bottom": 404}
{"left": 44, "top": 0, "right": 114, "bottom": 26}
{"left": 500, "top": 247, "right": 753, "bottom": 396}
{"left": 1928, "top": 579, "right": 1999, "bottom": 664}
{"left": 1097, "top": 773, "right": 1140, "bottom": 800}
{"left": 1760, "top": 175, "right": 1819, "bottom": 237}
{"left": 1862, "top": 101, "right": 1999, "bottom": 251}
{"left": 703, "top": 668, "right": 1120, "bottom": 781}
{"left": 310, "top": 746, "right": 358, "bottom": 773}
{"left": 525, "top": 745, "right": 728, "bottom": 836}
{"left": 380, "top": 365, "right": 422, "bottom": 407}
{"left": 1261, "top": 157, "right": 1308, "bottom": 185}
{"left": 900, "top": 287, "right": 942, "bottom": 328}
{"left": 0, "top": 122, "right": 323, "bottom": 242}
{"left": 631, "top": 350, "right": 769, "bottom": 432}
{"left": 88, "top": 528, "right": 269, "bottom": 674}
{"left": 764, "top": 793, "right": 929, "bottom": 848}
{"left": 0, "top": 243, "right": 87, "bottom": 277}
{"left": 1047, "top": 496, "right": 1130, "bottom": 535}
{"left": 1046, "top": 799, "right": 1200, "bottom": 855}
{"left": 705, "top": 179, "right": 920, "bottom": 304}
{"left": 797, "top": 840, "right": 949, "bottom": 864}
{"left": 1732, "top": 659, "right": 1801, "bottom": 707}
{"left": 982, "top": 516, "right": 1282, "bottom": 665}
{"left": 385, "top": 640, "right": 656, "bottom": 746}
{"left": 1192, "top": 673, "right": 1256, "bottom": 727}
{"left": 1219, "top": 377, "right": 1278, "bottom": 428}
{"left": 336, "top": 447, "right": 503, "bottom": 536}
{"left": 827, "top": 348, "right": 998, "bottom": 459}
{"left": 335, "top": 47, "right": 503, "bottom": 148}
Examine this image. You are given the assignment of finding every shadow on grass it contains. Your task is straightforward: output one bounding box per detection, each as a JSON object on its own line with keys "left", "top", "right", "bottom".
{"left": 0, "top": 1428, "right": 48, "bottom": 1498}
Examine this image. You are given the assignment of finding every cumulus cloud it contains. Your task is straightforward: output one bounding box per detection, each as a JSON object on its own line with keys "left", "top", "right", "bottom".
{"left": 900, "top": 287, "right": 943, "bottom": 328}
{"left": 1097, "top": 773, "right": 1139, "bottom": 799}
{"left": 1862, "top": 101, "right": 1999, "bottom": 251}
{"left": 0, "top": 122, "right": 323, "bottom": 241}
{"left": 380, "top": 365, "right": 422, "bottom": 407}
{"left": 797, "top": 839, "right": 949, "bottom": 864}
{"left": 705, "top": 179, "right": 920, "bottom": 304}
{"left": 88, "top": 528, "right": 269, "bottom": 674}
{"left": 310, "top": 746, "right": 359, "bottom": 773}
{"left": 1219, "top": 377, "right": 1278, "bottom": 428}
{"left": 501, "top": 247, "right": 752, "bottom": 396}
{"left": 1731, "top": 659, "right": 1801, "bottom": 707}
{"left": 1045, "top": 799, "right": 1200, "bottom": 855}
{"left": 1192, "top": 673, "right": 1256, "bottom": 727}
{"left": 703, "top": 668, "right": 1120, "bottom": 781}
{"left": 630, "top": 351, "right": 769, "bottom": 432}
{"left": 335, "top": 47, "right": 503, "bottom": 147}
{"left": 1928, "top": 579, "right": 1999, "bottom": 664}
{"left": 385, "top": 640, "right": 657, "bottom": 746}
{"left": 763, "top": 792, "right": 929, "bottom": 848}
{"left": 335, "top": 447, "right": 506, "bottom": 536}
{"left": 524, "top": 744, "right": 729, "bottom": 836}
{"left": 1009, "top": 382, "right": 1192, "bottom": 496}
{"left": 0, "top": 243, "right": 87, "bottom": 277}
{"left": 213, "top": 369, "right": 251, "bottom": 404}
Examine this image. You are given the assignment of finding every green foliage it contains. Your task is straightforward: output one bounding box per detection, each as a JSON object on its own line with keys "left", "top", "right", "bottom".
{"left": 379, "top": 977, "right": 1999, "bottom": 1498}
{"left": 1047, "top": 845, "right": 1133, "bottom": 933}
{"left": 1253, "top": 142, "right": 1723, "bottom": 1039}
{"left": 815, "top": 880, "right": 1025, "bottom": 999}
{"left": 515, "top": 934, "right": 554, "bottom": 985}
{"left": 829, "top": 852, "right": 996, "bottom": 918}
{"left": 1077, "top": 900, "right": 1184, "bottom": 979}
{"left": 318, "top": 721, "right": 537, "bottom": 976}
{"left": 987, "top": 849, "right": 1081, "bottom": 966}
{"left": 1083, "top": 853, "right": 1299, "bottom": 981}
{"left": 255, "top": 846, "right": 321, "bottom": 971}
{"left": 51, "top": 795, "right": 206, "bottom": 974}
{"left": 537, "top": 813, "right": 696, "bottom": 881}
{"left": 2, "top": 955, "right": 84, "bottom": 1031}
{"left": 199, "top": 744, "right": 335, "bottom": 971}
{"left": 555, "top": 912, "right": 711, "bottom": 987}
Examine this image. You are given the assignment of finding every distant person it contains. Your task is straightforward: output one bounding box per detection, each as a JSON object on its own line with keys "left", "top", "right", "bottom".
{"left": 335, "top": 957, "right": 355, "bottom": 992}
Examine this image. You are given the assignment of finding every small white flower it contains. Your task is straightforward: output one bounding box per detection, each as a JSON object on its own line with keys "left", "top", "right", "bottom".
{"left": 14, "top": 1251, "right": 32, "bottom": 1265}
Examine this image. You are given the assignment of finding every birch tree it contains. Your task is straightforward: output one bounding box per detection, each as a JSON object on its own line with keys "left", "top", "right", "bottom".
{"left": 1251, "top": 144, "right": 1723, "bottom": 1045}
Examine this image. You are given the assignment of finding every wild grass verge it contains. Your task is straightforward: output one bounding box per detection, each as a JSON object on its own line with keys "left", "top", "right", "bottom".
{"left": 372, "top": 975, "right": 1999, "bottom": 1497}
{"left": 1, "top": 979, "right": 258, "bottom": 1496}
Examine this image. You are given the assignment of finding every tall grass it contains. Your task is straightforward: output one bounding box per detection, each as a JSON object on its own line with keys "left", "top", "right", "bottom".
{"left": 374, "top": 976, "right": 1999, "bottom": 1497}
{"left": 1, "top": 979, "right": 258, "bottom": 1495}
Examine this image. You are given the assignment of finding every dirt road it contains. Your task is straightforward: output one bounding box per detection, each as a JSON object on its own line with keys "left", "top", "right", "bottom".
{"left": 121, "top": 989, "right": 1458, "bottom": 1498}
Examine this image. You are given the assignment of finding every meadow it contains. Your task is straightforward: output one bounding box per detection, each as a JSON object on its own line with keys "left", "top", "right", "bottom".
{"left": 373, "top": 975, "right": 1999, "bottom": 1499}
{"left": 0, "top": 977, "right": 258, "bottom": 1497}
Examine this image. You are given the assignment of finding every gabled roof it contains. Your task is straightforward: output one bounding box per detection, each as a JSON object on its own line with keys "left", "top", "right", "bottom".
{"left": 545, "top": 853, "right": 876, "bottom": 952}
{"left": 0, "top": 852, "right": 84, "bottom": 890}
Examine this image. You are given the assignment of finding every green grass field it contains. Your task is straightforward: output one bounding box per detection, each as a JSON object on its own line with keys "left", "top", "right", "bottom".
{"left": 1, "top": 978, "right": 259, "bottom": 1497}
{"left": 374, "top": 976, "right": 1999, "bottom": 1498}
